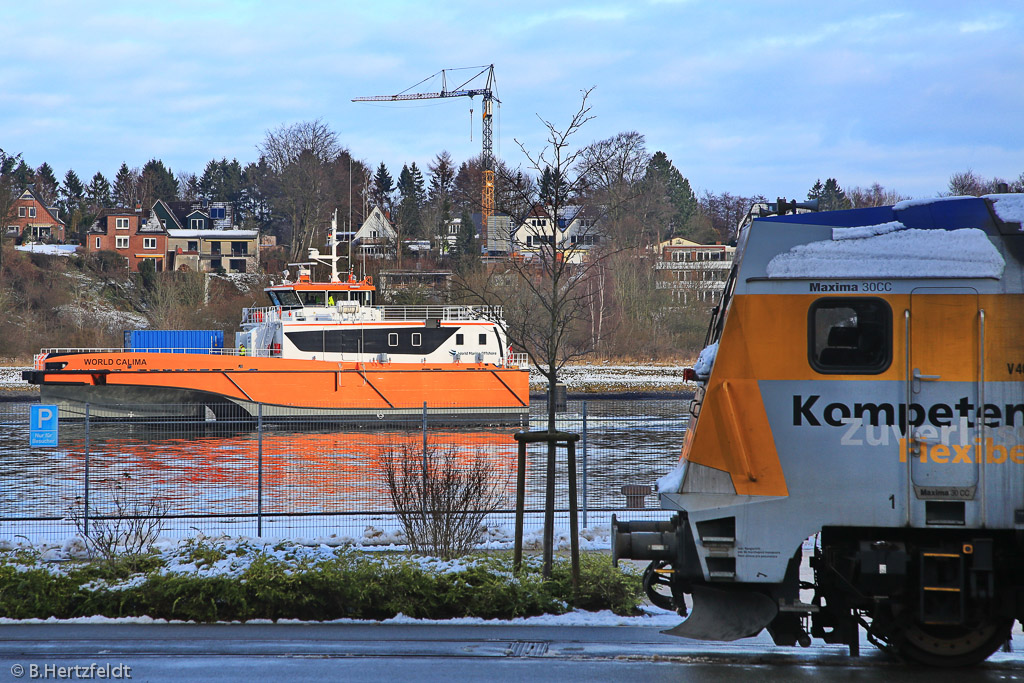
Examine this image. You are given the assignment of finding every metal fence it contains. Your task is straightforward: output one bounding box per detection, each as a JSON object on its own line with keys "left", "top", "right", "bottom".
{"left": 0, "top": 398, "right": 688, "bottom": 544}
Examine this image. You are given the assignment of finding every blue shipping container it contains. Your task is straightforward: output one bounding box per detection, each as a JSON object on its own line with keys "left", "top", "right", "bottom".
{"left": 124, "top": 330, "right": 225, "bottom": 354}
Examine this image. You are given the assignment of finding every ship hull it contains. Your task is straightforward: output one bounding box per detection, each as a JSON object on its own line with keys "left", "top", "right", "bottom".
{"left": 27, "top": 352, "right": 530, "bottom": 425}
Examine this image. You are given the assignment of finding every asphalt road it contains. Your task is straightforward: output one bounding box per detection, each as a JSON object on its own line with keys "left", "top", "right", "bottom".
{"left": 1, "top": 623, "right": 1022, "bottom": 682}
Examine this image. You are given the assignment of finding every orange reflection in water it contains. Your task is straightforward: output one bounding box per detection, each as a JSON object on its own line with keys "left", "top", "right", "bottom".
{"left": 60, "top": 429, "right": 521, "bottom": 516}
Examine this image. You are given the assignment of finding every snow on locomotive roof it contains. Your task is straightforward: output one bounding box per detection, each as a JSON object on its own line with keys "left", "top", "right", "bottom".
{"left": 766, "top": 225, "right": 1004, "bottom": 279}
{"left": 986, "top": 193, "right": 1024, "bottom": 226}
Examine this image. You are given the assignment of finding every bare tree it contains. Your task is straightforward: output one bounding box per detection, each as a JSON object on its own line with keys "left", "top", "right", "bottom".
{"left": 456, "top": 89, "right": 638, "bottom": 432}
{"left": 258, "top": 119, "right": 342, "bottom": 260}
{"left": 847, "top": 183, "right": 910, "bottom": 208}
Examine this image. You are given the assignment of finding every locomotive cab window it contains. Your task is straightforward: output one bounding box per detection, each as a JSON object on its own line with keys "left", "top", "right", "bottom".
{"left": 809, "top": 298, "right": 891, "bottom": 374}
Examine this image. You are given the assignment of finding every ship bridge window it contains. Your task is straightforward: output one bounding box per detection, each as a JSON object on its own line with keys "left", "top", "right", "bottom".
{"left": 328, "top": 291, "right": 349, "bottom": 303}
{"left": 299, "top": 291, "right": 326, "bottom": 307}
{"left": 809, "top": 298, "right": 891, "bottom": 374}
{"left": 272, "top": 290, "right": 301, "bottom": 309}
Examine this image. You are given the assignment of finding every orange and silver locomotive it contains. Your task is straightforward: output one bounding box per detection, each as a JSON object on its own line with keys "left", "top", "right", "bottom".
{"left": 613, "top": 194, "right": 1024, "bottom": 665}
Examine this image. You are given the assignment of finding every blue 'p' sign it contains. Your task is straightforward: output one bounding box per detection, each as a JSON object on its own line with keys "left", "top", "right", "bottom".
{"left": 30, "top": 404, "right": 59, "bottom": 447}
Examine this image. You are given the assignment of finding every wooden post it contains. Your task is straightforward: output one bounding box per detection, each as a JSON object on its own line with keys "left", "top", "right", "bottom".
{"left": 566, "top": 437, "right": 580, "bottom": 600}
{"left": 513, "top": 434, "right": 527, "bottom": 572}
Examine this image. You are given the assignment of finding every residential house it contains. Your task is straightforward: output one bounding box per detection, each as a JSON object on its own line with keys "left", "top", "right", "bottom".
{"left": 351, "top": 206, "right": 396, "bottom": 260}
{"left": 6, "top": 187, "right": 66, "bottom": 243}
{"left": 166, "top": 228, "right": 259, "bottom": 273}
{"left": 654, "top": 237, "right": 735, "bottom": 304}
{"left": 86, "top": 207, "right": 168, "bottom": 272}
{"left": 512, "top": 205, "right": 601, "bottom": 263}
{"left": 153, "top": 199, "right": 258, "bottom": 273}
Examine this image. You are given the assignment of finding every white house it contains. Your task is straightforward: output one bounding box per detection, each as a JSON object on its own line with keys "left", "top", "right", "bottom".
{"left": 512, "top": 205, "right": 601, "bottom": 263}
{"left": 351, "top": 206, "right": 397, "bottom": 259}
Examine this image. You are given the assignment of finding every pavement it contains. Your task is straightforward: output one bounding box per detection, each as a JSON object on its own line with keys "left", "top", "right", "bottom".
{"left": 0, "top": 622, "right": 1021, "bottom": 682}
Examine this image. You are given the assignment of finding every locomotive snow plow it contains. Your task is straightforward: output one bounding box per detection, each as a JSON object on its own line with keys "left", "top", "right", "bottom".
{"left": 613, "top": 194, "right": 1024, "bottom": 665}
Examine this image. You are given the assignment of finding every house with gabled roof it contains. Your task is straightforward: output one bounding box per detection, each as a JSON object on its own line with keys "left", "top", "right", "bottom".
{"left": 512, "top": 204, "right": 602, "bottom": 264}
{"left": 351, "top": 206, "right": 397, "bottom": 260}
{"left": 151, "top": 199, "right": 257, "bottom": 273}
{"left": 86, "top": 206, "right": 169, "bottom": 272}
{"left": 6, "top": 187, "right": 66, "bottom": 243}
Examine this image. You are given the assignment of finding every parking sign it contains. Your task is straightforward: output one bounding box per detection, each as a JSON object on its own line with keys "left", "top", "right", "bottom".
{"left": 30, "top": 404, "right": 59, "bottom": 447}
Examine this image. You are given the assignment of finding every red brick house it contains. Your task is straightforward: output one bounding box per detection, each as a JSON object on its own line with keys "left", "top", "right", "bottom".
{"left": 5, "top": 187, "right": 66, "bottom": 243}
{"left": 86, "top": 207, "right": 169, "bottom": 272}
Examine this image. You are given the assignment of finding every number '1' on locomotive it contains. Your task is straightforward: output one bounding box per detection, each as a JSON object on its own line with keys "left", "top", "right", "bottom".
{"left": 612, "top": 193, "right": 1024, "bottom": 665}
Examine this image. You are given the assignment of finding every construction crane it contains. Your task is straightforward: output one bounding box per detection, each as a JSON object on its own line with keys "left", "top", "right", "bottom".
{"left": 353, "top": 64, "right": 499, "bottom": 250}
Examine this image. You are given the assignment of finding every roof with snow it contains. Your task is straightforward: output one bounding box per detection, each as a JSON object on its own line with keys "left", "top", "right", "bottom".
{"left": 758, "top": 195, "right": 1024, "bottom": 281}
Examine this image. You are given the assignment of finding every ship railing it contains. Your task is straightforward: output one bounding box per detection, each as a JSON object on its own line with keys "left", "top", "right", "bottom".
{"left": 504, "top": 352, "right": 530, "bottom": 369}
{"left": 36, "top": 347, "right": 273, "bottom": 359}
{"left": 241, "top": 306, "right": 283, "bottom": 325}
{"left": 379, "top": 305, "right": 503, "bottom": 322}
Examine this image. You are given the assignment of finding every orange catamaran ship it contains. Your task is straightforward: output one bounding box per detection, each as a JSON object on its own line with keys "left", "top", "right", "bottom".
{"left": 23, "top": 221, "right": 530, "bottom": 423}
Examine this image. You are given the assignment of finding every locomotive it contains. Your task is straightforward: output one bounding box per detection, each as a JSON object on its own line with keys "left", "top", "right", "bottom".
{"left": 612, "top": 193, "right": 1024, "bottom": 665}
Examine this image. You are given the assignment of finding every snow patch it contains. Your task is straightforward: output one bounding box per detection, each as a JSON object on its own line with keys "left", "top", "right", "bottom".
{"left": 893, "top": 195, "right": 975, "bottom": 210}
{"left": 692, "top": 342, "right": 718, "bottom": 380}
{"left": 15, "top": 244, "right": 79, "bottom": 256}
{"left": 986, "top": 193, "right": 1024, "bottom": 227}
{"left": 656, "top": 462, "right": 686, "bottom": 494}
{"left": 831, "top": 221, "right": 905, "bottom": 241}
{"left": 766, "top": 228, "right": 1004, "bottom": 280}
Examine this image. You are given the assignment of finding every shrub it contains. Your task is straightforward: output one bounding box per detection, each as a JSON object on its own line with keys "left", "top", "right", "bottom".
{"left": 378, "top": 440, "right": 507, "bottom": 559}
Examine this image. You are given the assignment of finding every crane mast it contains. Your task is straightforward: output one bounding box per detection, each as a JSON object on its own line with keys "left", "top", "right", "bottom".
{"left": 353, "top": 64, "right": 499, "bottom": 251}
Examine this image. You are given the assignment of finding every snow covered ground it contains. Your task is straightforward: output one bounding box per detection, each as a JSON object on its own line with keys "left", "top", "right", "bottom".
{"left": 530, "top": 363, "right": 696, "bottom": 393}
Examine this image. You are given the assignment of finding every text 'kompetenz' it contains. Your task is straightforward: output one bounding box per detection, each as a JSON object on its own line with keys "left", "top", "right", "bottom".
{"left": 792, "top": 394, "right": 1024, "bottom": 429}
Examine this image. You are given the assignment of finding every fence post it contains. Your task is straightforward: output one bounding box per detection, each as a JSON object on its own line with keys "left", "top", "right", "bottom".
{"left": 581, "top": 401, "right": 587, "bottom": 529}
{"left": 513, "top": 435, "right": 526, "bottom": 572}
{"left": 422, "top": 401, "right": 428, "bottom": 480}
{"left": 566, "top": 438, "right": 580, "bottom": 601}
{"left": 257, "top": 402, "right": 263, "bottom": 537}
{"left": 84, "top": 403, "right": 90, "bottom": 537}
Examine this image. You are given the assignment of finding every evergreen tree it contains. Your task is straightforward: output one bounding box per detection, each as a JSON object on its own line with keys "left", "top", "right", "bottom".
{"left": 372, "top": 162, "right": 394, "bottom": 213}
{"left": 396, "top": 164, "right": 424, "bottom": 239}
{"left": 199, "top": 158, "right": 244, "bottom": 203}
{"left": 34, "top": 163, "right": 59, "bottom": 206}
{"left": 239, "top": 158, "right": 273, "bottom": 231}
{"left": 807, "top": 178, "right": 825, "bottom": 203}
{"left": 644, "top": 152, "right": 697, "bottom": 236}
{"left": 112, "top": 162, "right": 138, "bottom": 207}
{"left": 821, "top": 178, "right": 851, "bottom": 211}
{"left": 12, "top": 159, "right": 33, "bottom": 187}
{"left": 86, "top": 172, "right": 111, "bottom": 211}
{"left": 140, "top": 159, "right": 178, "bottom": 206}
{"left": 59, "top": 169, "right": 85, "bottom": 216}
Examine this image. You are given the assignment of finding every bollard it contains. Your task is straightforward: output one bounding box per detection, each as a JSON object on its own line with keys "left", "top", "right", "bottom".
{"left": 621, "top": 484, "right": 652, "bottom": 510}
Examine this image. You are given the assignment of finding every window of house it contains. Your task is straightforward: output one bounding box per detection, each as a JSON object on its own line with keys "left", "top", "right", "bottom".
{"left": 28, "top": 207, "right": 36, "bottom": 218}
{"left": 187, "top": 241, "right": 198, "bottom": 252}
{"left": 210, "top": 207, "right": 225, "bottom": 219}
{"left": 388, "top": 333, "right": 398, "bottom": 347}
{"left": 143, "top": 238, "right": 157, "bottom": 249}
{"left": 809, "top": 298, "right": 892, "bottom": 374}
{"left": 95, "top": 237, "right": 101, "bottom": 249}
{"left": 412, "top": 333, "right": 422, "bottom": 347}
{"left": 456, "top": 333, "right": 464, "bottom": 345}
{"left": 190, "top": 218, "right": 204, "bottom": 229}
{"left": 116, "top": 237, "right": 129, "bottom": 249}
{"left": 115, "top": 217, "right": 129, "bottom": 229}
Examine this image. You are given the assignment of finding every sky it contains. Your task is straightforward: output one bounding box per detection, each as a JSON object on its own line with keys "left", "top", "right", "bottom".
{"left": 3, "top": 1, "right": 1022, "bottom": 201}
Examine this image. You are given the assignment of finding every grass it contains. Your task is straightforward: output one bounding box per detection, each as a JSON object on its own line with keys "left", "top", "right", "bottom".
{"left": 0, "top": 542, "right": 644, "bottom": 623}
